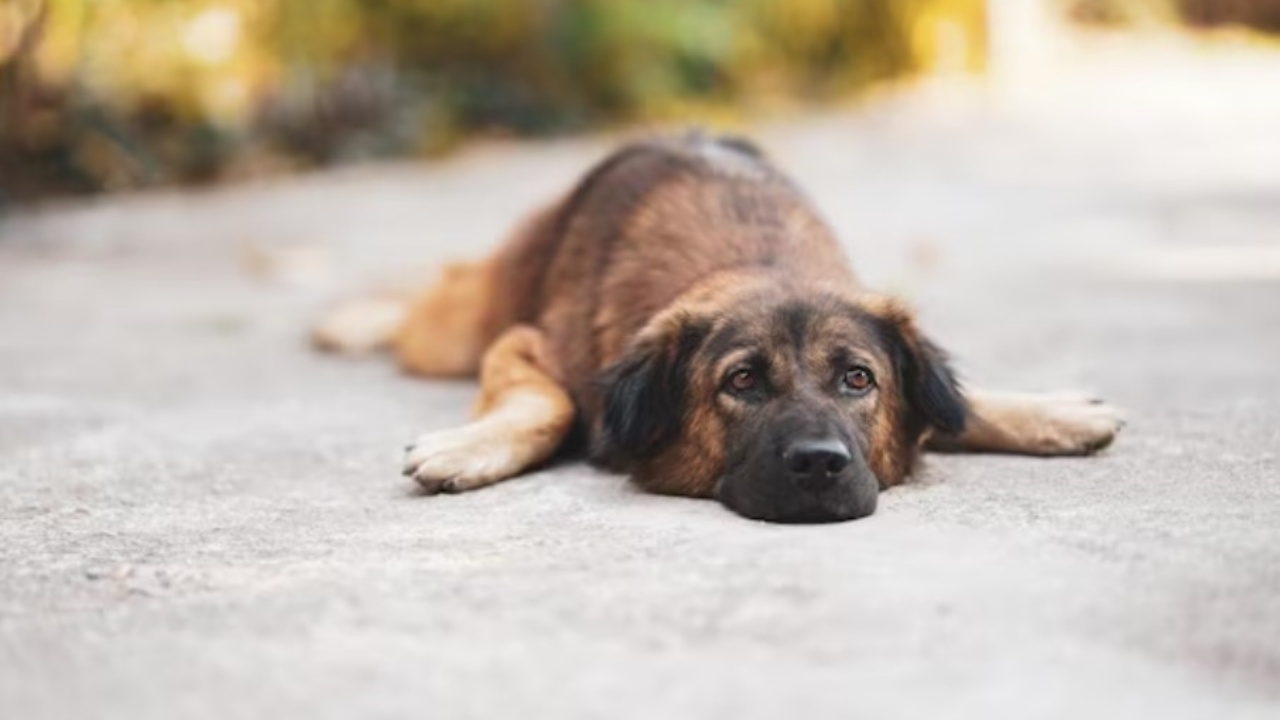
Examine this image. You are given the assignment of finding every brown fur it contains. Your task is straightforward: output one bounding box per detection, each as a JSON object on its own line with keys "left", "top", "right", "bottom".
{"left": 317, "top": 133, "right": 1123, "bottom": 520}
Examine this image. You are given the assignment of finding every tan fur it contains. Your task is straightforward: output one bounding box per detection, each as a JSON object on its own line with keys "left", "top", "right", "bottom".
{"left": 393, "top": 260, "right": 497, "bottom": 377}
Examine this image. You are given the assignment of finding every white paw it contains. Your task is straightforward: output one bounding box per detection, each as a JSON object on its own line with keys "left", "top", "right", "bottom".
{"left": 312, "top": 296, "right": 406, "bottom": 354}
{"left": 402, "top": 425, "right": 518, "bottom": 494}
{"left": 1034, "top": 396, "right": 1126, "bottom": 455}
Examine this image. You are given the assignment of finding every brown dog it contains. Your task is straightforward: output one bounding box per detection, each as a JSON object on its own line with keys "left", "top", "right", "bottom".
{"left": 314, "top": 133, "right": 1123, "bottom": 522}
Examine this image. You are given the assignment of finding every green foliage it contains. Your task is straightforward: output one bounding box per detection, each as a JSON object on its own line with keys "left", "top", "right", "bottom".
{"left": 0, "top": 0, "right": 986, "bottom": 201}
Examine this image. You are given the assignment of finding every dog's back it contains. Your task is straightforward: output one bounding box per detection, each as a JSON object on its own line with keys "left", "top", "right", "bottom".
{"left": 491, "top": 133, "right": 856, "bottom": 403}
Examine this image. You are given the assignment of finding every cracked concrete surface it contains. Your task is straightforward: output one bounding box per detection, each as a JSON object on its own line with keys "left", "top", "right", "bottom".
{"left": 2, "top": 38, "right": 1279, "bottom": 719}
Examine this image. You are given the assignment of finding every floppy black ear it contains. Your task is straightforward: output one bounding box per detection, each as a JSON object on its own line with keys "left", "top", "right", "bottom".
{"left": 596, "top": 322, "right": 706, "bottom": 464}
{"left": 874, "top": 306, "right": 968, "bottom": 438}
{"left": 902, "top": 337, "right": 968, "bottom": 436}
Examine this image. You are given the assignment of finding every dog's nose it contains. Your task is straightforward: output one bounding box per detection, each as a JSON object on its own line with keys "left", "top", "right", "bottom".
{"left": 783, "top": 438, "right": 851, "bottom": 493}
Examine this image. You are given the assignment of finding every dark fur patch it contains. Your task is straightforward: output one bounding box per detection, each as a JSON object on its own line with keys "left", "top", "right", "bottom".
{"left": 596, "top": 321, "right": 709, "bottom": 464}
{"left": 910, "top": 338, "right": 968, "bottom": 435}
{"left": 875, "top": 320, "right": 968, "bottom": 438}
{"left": 777, "top": 301, "right": 812, "bottom": 353}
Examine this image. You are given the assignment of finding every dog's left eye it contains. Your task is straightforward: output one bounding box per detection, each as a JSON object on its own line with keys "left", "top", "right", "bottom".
{"left": 841, "top": 366, "right": 875, "bottom": 394}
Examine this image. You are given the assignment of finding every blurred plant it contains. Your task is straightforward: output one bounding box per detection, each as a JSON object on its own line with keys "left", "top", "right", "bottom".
{"left": 0, "top": 0, "right": 986, "bottom": 204}
{"left": 1065, "top": 0, "right": 1280, "bottom": 28}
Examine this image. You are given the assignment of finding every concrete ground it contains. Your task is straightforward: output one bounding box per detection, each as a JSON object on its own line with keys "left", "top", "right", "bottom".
{"left": 2, "top": 37, "right": 1279, "bottom": 720}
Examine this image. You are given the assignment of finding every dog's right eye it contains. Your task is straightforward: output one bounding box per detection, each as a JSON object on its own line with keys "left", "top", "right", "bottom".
{"left": 727, "top": 368, "right": 756, "bottom": 393}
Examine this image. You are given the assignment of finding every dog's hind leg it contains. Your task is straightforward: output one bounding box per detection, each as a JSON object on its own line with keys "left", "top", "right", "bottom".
{"left": 403, "top": 325, "right": 576, "bottom": 493}
{"left": 392, "top": 197, "right": 566, "bottom": 378}
{"left": 310, "top": 258, "right": 492, "bottom": 372}
{"left": 925, "top": 389, "right": 1125, "bottom": 456}
{"left": 311, "top": 259, "right": 494, "bottom": 376}
{"left": 391, "top": 259, "right": 500, "bottom": 378}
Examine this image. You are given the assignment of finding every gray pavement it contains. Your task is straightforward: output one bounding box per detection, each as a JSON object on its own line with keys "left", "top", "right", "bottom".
{"left": 2, "top": 38, "right": 1279, "bottom": 719}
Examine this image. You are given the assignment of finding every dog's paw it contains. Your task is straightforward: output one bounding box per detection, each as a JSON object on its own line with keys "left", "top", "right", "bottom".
{"left": 312, "top": 295, "right": 407, "bottom": 355}
{"left": 1029, "top": 395, "right": 1126, "bottom": 456}
{"left": 402, "top": 425, "right": 517, "bottom": 494}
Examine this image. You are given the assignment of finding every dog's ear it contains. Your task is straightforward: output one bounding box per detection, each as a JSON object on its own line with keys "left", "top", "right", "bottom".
{"left": 596, "top": 317, "right": 707, "bottom": 464}
{"left": 871, "top": 300, "right": 968, "bottom": 438}
{"left": 902, "top": 335, "right": 968, "bottom": 437}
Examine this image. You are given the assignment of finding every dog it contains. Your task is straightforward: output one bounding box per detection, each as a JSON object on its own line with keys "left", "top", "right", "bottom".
{"left": 314, "top": 133, "right": 1123, "bottom": 523}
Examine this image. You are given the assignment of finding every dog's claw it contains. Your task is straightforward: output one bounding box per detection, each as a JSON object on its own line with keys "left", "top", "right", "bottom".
{"left": 401, "top": 426, "right": 517, "bottom": 495}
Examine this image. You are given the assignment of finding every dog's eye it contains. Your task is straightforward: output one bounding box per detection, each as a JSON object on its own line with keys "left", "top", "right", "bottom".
{"left": 842, "top": 366, "right": 875, "bottom": 394}
{"left": 727, "top": 368, "right": 757, "bottom": 393}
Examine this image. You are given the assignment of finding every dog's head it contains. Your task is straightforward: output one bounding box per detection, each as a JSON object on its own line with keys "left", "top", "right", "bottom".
{"left": 596, "top": 282, "right": 966, "bottom": 523}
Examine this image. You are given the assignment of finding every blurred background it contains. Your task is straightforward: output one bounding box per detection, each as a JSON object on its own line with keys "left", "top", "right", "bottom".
{"left": 3, "top": 0, "right": 1278, "bottom": 206}
{"left": 4, "top": 4, "right": 1280, "bottom": 718}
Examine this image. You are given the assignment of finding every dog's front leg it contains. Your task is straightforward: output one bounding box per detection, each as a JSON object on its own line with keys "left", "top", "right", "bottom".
{"left": 403, "top": 325, "right": 575, "bottom": 493}
{"left": 925, "top": 389, "right": 1124, "bottom": 456}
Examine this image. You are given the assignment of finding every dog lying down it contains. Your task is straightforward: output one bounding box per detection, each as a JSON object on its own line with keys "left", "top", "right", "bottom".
{"left": 314, "top": 133, "right": 1123, "bottom": 523}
